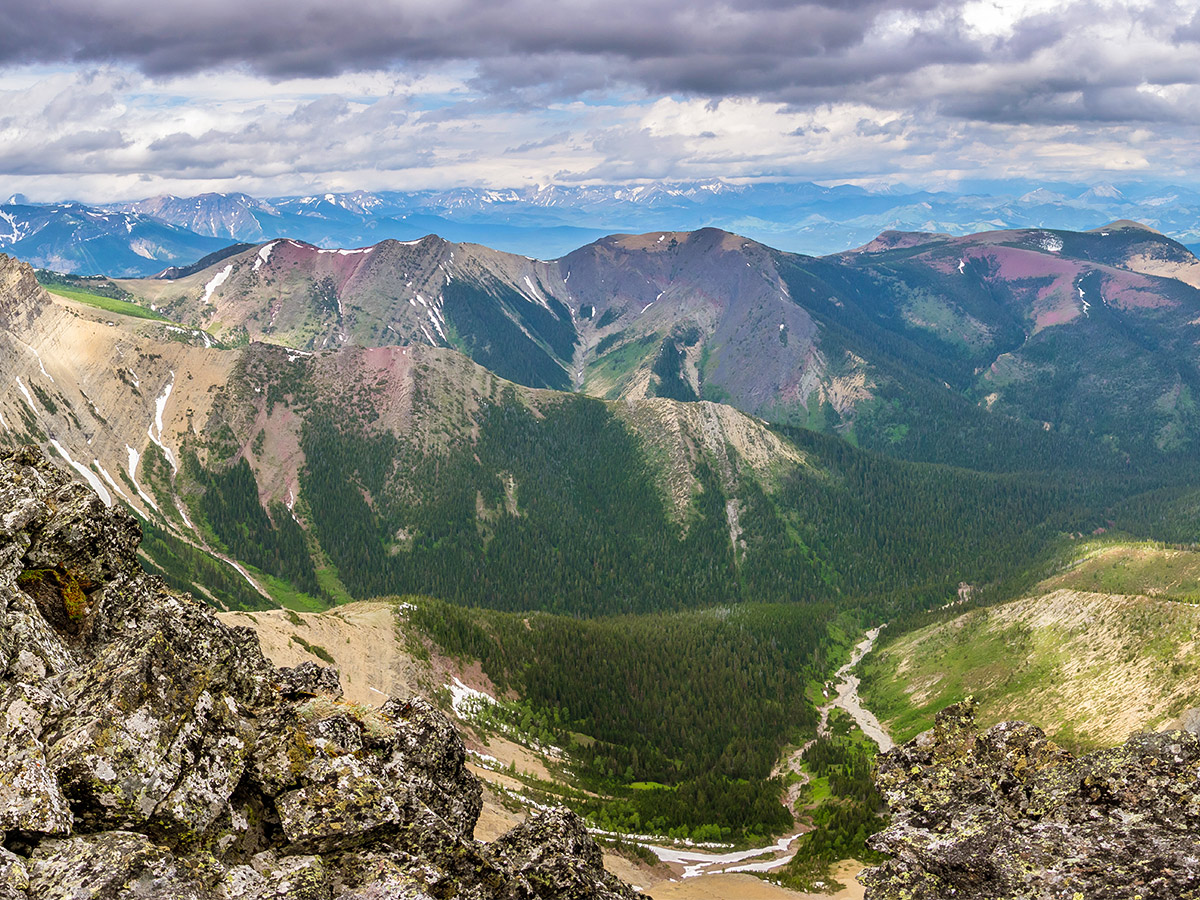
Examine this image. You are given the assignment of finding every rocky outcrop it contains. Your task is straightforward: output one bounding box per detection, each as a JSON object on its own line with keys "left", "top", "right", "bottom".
{"left": 0, "top": 447, "right": 638, "bottom": 899}
{"left": 0, "top": 254, "right": 46, "bottom": 333}
{"left": 861, "top": 699, "right": 1200, "bottom": 900}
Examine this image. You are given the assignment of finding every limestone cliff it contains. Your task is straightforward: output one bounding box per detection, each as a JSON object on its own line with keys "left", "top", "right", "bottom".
{"left": 0, "top": 447, "right": 638, "bottom": 899}
{"left": 861, "top": 699, "right": 1200, "bottom": 900}
{"left": 0, "top": 254, "right": 46, "bottom": 334}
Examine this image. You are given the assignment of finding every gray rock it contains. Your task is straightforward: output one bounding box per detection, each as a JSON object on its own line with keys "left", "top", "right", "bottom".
{"left": 0, "top": 848, "right": 29, "bottom": 900}
{"left": 275, "top": 661, "right": 343, "bottom": 700}
{"left": 491, "top": 807, "right": 639, "bottom": 899}
{"left": 26, "top": 831, "right": 213, "bottom": 899}
{"left": 861, "top": 699, "right": 1200, "bottom": 900}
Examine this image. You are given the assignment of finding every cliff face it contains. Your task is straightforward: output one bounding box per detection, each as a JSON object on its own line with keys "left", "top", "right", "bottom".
{"left": 0, "top": 254, "right": 47, "bottom": 334}
{"left": 0, "top": 447, "right": 637, "bottom": 899}
{"left": 861, "top": 699, "right": 1200, "bottom": 900}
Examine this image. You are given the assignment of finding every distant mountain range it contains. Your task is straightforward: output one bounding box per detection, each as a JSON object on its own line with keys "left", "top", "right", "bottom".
{"left": 5, "top": 179, "right": 1200, "bottom": 276}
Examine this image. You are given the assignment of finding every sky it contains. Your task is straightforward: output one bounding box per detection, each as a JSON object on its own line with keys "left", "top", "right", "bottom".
{"left": 2, "top": 0, "right": 1200, "bottom": 201}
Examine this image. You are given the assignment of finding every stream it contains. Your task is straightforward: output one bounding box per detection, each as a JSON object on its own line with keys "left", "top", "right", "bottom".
{"left": 820, "top": 626, "right": 893, "bottom": 751}
{"left": 639, "top": 625, "right": 892, "bottom": 878}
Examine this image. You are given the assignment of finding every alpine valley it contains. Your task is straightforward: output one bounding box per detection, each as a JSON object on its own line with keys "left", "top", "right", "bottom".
{"left": 4, "top": 218, "right": 1200, "bottom": 897}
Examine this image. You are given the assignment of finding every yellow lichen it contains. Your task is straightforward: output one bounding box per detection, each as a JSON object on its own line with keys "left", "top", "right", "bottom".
{"left": 17, "top": 566, "right": 92, "bottom": 622}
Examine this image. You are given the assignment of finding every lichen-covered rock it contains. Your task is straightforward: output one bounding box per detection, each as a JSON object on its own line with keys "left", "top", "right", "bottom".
{"left": 26, "top": 831, "right": 215, "bottom": 899}
{"left": 276, "top": 661, "right": 343, "bottom": 700}
{"left": 861, "top": 699, "right": 1200, "bottom": 900}
{"left": 221, "top": 853, "right": 331, "bottom": 900}
{"left": 491, "top": 808, "right": 638, "bottom": 900}
{"left": 0, "top": 683, "right": 72, "bottom": 834}
{"left": 0, "top": 448, "right": 636, "bottom": 899}
{"left": 0, "top": 847, "right": 29, "bottom": 900}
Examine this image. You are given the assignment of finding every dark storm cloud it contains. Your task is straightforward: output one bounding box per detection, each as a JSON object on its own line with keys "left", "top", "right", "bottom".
{"left": 0, "top": 1, "right": 976, "bottom": 91}
{"left": 6, "top": 0, "right": 1196, "bottom": 132}
{"left": 5, "top": 0, "right": 1200, "bottom": 199}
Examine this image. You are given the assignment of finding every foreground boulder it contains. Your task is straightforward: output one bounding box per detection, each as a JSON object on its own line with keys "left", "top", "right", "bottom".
{"left": 0, "top": 448, "right": 637, "bottom": 899}
{"left": 860, "top": 699, "right": 1200, "bottom": 900}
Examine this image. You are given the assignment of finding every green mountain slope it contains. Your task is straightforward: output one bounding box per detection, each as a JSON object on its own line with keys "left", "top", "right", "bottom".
{"left": 858, "top": 541, "right": 1200, "bottom": 750}
{"left": 111, "top": 222, "right": 1200, "bottom": 480}
{"left": 171, "top": 342, "right": 1096, "bottom": 618}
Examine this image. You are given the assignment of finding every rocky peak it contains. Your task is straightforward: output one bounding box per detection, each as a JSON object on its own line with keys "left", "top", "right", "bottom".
{"left": 0, "top": 255, "right": 47, "bottom": 334}
{"left": 0, "top": 447, "right": 637, "bottom": 899}
{"left": 861, "top": 698, "right": 1200, "bottom": 899}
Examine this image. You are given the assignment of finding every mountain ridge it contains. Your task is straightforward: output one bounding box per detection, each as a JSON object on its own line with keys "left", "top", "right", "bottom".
{"left": 100, "top": 220, "right": 1200, "bottom": 467}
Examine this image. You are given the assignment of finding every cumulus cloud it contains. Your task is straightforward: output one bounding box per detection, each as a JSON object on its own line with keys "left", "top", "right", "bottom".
{"left": 2, "top": 0, "right": 1195, "bottom": 122}
{"left": 1, "top": 1, "right": 1199, "bottom": 195}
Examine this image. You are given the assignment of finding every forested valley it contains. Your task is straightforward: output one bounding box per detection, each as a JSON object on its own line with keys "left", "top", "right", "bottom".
{"left": 138, "top": 358, "right": 1200, "bottom": 849}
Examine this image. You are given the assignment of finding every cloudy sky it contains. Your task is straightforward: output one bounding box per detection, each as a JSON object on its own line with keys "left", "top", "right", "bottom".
{"left": 2, "top": 0, "right": 1199, "bottom": 201}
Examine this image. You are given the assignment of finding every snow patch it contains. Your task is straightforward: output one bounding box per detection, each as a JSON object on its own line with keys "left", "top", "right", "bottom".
{"left": 201, "top": 264, "right": 233, "bottom": 304}
{"left": 448, "top": 677, "right": 497, "bottom": 718}
{"left": 0, "top": 210, "right": 28, "bottom": 244}
{"left": 175, "top": 500, "right": 195, "bottom": 531}
{"left": 14, "top": 377, "right": 35, "bottom": 409}
{"left": 1035, "top": 233, "right": 1064, "bottom": 253}
{"left": 428, "top": 310, "right": 446, "bottom": 340}
{"left": 640, "top": 301, "right": 654, "bottom": 314}
{"left": 50, "top": 440, "right": 112, "bottom": 507}
{"left": 160, "top": 324, "right": 214, "bottom": 348}
{"left": 153, "top": 372, "right": 173, "bottom": 436}
{"left": 641, "top": 834, "right": 798, "bottom": 879}
{"left": 253, "top": 241, "right": 278, "bottom": 273}
{"left": 28, "top": 347, "right": 54, "bottom": 383}
{"left": 125, "top": 445, "right": 159, "bottom": 512}
{"left": 958, "top": 258, "right": 965, "bottom": 274}
{"left": 95, "top": 461, "right": 131, "bottom": 504}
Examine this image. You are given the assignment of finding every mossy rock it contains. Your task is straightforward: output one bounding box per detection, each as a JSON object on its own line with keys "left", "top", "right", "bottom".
{"left": 17, "top": 566, "right": 95, "bottom": 636}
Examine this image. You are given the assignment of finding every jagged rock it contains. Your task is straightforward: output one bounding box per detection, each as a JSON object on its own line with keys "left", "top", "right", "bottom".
{"left": 0, "top": 683, "right": 72, "bottom": 834}
{"left": 26, "top": 831, "right": 215, "bottom": 899}
{"left": 492, "top": 808, "right": 636, "bottom": 899}
{"left": 221, "top": 853, "right": 330, "bottom": 900}
{"left": 861, "top": 699, "right": 1200, "bottom": 900}
{"left": 0, "top": 847, "right": 29, "bottom": 900}
{"left": 0, "top": 254, "right": 48, "bottom": 336}
{"left": 275, "top": 661, "right": 343, "bottom": 700}
{"left": 0, "top": 448, "right": 637, "bottom": 899}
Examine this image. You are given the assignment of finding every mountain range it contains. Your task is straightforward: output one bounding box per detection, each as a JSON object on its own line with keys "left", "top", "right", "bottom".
{"left": 6, "top": 219, "right": 1200, "bottom": 886}
{"left": 2, "top": 217, "right": 1199, "bottom": 622}
{"left": 7, "top": 179, "right": 1200, "bottom": 276}
{"left": 106, "top": 218, "right": 1200, "bottom": 468}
